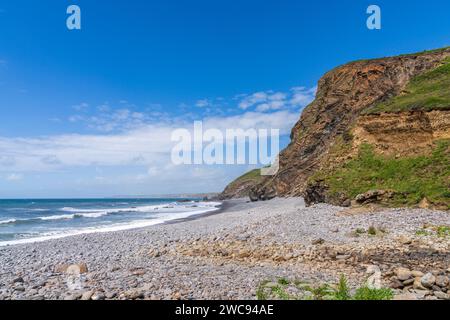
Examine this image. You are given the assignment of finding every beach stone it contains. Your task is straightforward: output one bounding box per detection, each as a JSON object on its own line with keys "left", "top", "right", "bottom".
{"left": 355, "top": 190, "right": 384, "bottom": 204}
{"left": 434, "top": 291, "right": 450, "bottom": 300}
{"left": 105, "top": 291, "right": 117, "bottom": 299}
{"left": 411, "top": 271, "right": 424, "bottom": 278}
{"left": 421, "top": 273, "right": 436, "bottom": 288}
{"left": 28, "top": 289, "right": 38, "bottom": 296}
{"left": 336, "top": 254, "right": 351, "bottom": 260}
{"left": 432, "top": 285, "right": 442, "bottom": 292}
{"left": 57, "top": 263, "right": 88, "bottom": 274}
{"left": 342, "top": 199, "right": 351, "bottom": 207}
{"left": 131, "top": 269, "right": 146, "bottom": 276}
{"left": 173, "top": 292, "right": 182, "bottom": 300}
{"left": 312, "top": 238, "right": 325, "bottom": 245}
{"left": 418, "top": 198, "right": 431, "bottom": 209}
{"left": 91, "top": 292, "right": 105, "bottom": 301}
{"left": 76, "top": 263, "right": 89, "bottom": 274}
{"left": 236, "top": 235, "right": 250, "bottom": 242}
{"left": 435, "top": 276, "right": 449, "bottom": 288}
{"left": 393, "top": 293, "right": 418, "bottom": 300}
{"left": 64, "top": 292, "right": 82, "bottom": 300}
{"left": 55, "top": 264, "right": 70, "bottom": 273}
{"left": 12, "top": 277, "right": 24, "bottom": 284}
{"left": 366, "top": 265, "right": 381, "bottom": 290}
{"left": 403, "top": 279, "right": 414, "bottom": 286}
{"left": 412, "top": 290, "right": 430, "bottom": 299}
{"left": 264, "top": 282, "right": 279, "bottom": 289}
{"left": 390, "top": 279, "right": 403, "bottom": 289}
{"left": 398, "top": 236, "right": 412, "bottom": 245}
{"left": 81, "top": 290, "right": 94, "bottom": 300}
{"left": 396, "top": 267, "right": 412, "bottom": 281}
{"left": 125, "top": 288, "right": 145, "bottom": 300}
{"left": 413, "top": 278, "right": 427, "bottom": 290}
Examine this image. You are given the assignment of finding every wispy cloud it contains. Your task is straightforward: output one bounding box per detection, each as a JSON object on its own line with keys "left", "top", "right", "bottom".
{"left": 195, "top": 99, "right": 211, "bottom": 108}
{"left": 69, "top": 102, "right": 161, "bottom": 132}
{"left": 72, "top": 102, "right": 89, "bottom": 112}
{"left": 0, "top": 85, "right": 316, "bottom": 195}
{"left": 238, "top": 92, "right": 268, "bottom": 110}
{"left": 237, "top": 87, "right": 316, "bottom": 111}
{"left": 5, "top": 173, "right": 23, "bottom": 181}
{"left": 0, "top": 110, "right": 298, "bottom": 174}
{"left": 290, "top": 86, "right": 317, "bottom": 107}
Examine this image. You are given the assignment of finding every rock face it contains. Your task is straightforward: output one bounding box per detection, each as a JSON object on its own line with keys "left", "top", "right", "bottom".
{"left": 354, "top": 110, "right": 450, "bottom": 157}
{"left": 220, "top": 47, "right": 450, "bottom": 201}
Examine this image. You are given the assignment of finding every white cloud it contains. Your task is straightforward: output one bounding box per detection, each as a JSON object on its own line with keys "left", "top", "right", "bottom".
{"left": 0, "top": 110, "right": 298, "bottom": 174}
{"left": 195, "top": 99, "right": 210, "bottom": 108}
{"left": 5, "top": 173, "right": 23, "bottom": 181}
{"left": 72, "top": 102, "right": 89, "bottom": 112}
{"left": 237, "top": 86, "right": 315, "bottom": 111}
{"left": 0, "top": 85, "right": 316, "bottom": 195}
{"left": 69, "top": 115, "right": 84, "bottom": 122}
{"left": 255, "top": 100, "right": 287, "bottom": 112}
{"left": 255, "top": 103, "right": 271, "bottom": 112}
{"left": 290, "top": 86, "right": 317, "bottom": 107}
{"left": 69, "top": 107, "right": 153, "bottom": 132}
{"left": 268, "top": 92, "right": 287, "bottom": 101}
{"left": 97, "top": 104, "right": 110, "bottom": 112}
{"left": 238, "top": 92, "right": 268, "bottom": 110}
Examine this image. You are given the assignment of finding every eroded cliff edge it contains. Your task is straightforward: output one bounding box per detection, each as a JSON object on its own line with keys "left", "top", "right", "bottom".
{"left": 220, "top": 47, "right": 450, "bottom": 209}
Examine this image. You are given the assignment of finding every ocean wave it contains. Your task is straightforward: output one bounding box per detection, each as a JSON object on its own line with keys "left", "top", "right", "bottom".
{"left": 5, "top": 208, "right": 50, "bottom": 212}
{"left": 39, "top": 214, "right": 75, "bottom": 221}
{"left": 39, "top": 211, "right": 112, "bottom": 221}
{"left": 59, "top": 203, "right": 186, "bottom": 215}
{"left": 0, "top": 212, "right": 105, "bottom": 224}
{"left": 0, "top": 219, "right": 17, "bottom": 225}
{"left": 0, "top": 203, "right": 222, "bottom": 247}
{"left": 0, "top": 201, "right": 222, "bottom": 227}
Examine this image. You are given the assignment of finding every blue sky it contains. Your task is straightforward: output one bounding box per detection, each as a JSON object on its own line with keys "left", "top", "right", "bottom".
{"left": 0, "top": 0, "right": 449, "bottom": 198}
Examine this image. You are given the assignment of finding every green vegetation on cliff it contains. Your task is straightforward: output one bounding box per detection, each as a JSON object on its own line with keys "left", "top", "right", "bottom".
{"left": 366, "top": 57, "right": 450, "bottom": 114}
{"left": 317, "top": 140, "right": 450, "bottom": 209}
{"left": 227, "top": 169, "right": 263, "bottom": 189}
{"left": 220, "top": 169, "right": 264, "bottom": 199}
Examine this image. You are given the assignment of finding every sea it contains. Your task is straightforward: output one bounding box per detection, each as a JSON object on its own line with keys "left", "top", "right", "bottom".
{"left": 0, "top": 198, "right": 221, "bottom": 246}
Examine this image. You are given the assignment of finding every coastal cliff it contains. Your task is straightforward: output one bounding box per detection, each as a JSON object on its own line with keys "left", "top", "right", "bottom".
{"left": 221, "top": 47, "right": 450, "bottom": 209}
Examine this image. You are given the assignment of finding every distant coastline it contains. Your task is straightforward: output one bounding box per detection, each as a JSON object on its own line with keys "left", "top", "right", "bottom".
{"left": 110, "top": 193, "right": 219, "bottom": 200}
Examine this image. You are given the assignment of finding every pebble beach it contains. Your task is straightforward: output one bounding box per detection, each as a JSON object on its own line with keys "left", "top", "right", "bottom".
{"left": 0, "top": 198, "right": 449, "bottom": 300}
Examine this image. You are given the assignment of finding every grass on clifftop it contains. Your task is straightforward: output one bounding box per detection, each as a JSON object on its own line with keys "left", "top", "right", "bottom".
{"left": 365, "top": 57, "right": 450, "bottom": 114}
{"left": 398, "top": 46, "right": 450, "bottom": 57}
{"left": 225, "top": 169, "right": 263, "bottom": 188}
{"left": 320, "top": 140, "right": 450, "bottom": 209}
